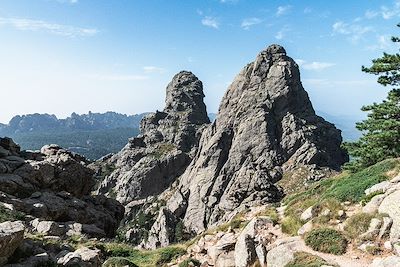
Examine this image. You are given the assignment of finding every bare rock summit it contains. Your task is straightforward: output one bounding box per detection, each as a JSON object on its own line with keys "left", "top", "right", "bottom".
{"left": 95, "top": 71, "right": 210, "bottom": 204}
{"left": 166, "top": 44, "right": 348, "bottom": 234}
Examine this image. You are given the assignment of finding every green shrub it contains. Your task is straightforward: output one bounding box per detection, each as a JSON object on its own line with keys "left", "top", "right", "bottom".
{"left": 257, "top": 207, "right": 279, "bottom": 224}
{"left": 0, "top": 206, "right": 26, "bottom": 223}
{"left": 366, "top": 245, "right": 382, "bottom": 255}
{"left": 156, "top": 246, "right": 186, "bottom": 264}
{"left": 344, "top": 213, "right": 375, "bottom": 239}
{"left": 102, "top": 257, "right": 138, "bottom": 267}
{"left": 284, "top": 252, "right": 332, "bottom": 267}
{"left": 175, "top": 221, "right": 185, "bottom": 243}
{"left": 305, "top": 228, "right": 347, "bottom": 255}
{"left": 281, "top": 216, "right": 303, "bottom": 236}
{"left": 104, "top": 243, "right": 186, "bottom": 267}
{"left": 178, "top": 258, "right": 201, "bottom": 267}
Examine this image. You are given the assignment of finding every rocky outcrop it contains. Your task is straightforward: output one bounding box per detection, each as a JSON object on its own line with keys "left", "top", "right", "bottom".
{"left": 0, "top": 141, "right": 94, "bottom": 198}
{"left": 165, "top": 44, "right": 348, "bottom": 234}
{"left": 95, "top": 71, "right": 210, "bottom": 204}
{"left": 0, "top": 137, "right": 124, "bottom": 238}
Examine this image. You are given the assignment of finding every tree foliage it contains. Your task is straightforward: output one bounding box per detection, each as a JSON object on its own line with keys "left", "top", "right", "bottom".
{"left": 344, "top": 24, "right": 400, "bottom": 171}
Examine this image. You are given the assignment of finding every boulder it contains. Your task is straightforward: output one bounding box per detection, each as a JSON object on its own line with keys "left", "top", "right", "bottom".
{"left": 4, "top": 252, "right": 52, "bottom": 267}
{"left": 300, "top": 206, "right": 315, "bottom": 221}
{"left": 57, "top": 247, "right": 101, "bottom": 267}
{"left": 266, "top": 242, "right": 295, "bottom": 267}
{"left": 145, "top": 208, "right": 177, "bottom": 249}
{"left": 0, "top": 221, "right": 25, "bottom": 265}
{"left": 234, "top": 217, "right": 274, "bottom": 267}
{"left": 19, "top": 192, "right": 124, "bottom": 238}
{"left": 0, "top": 138, "right": 20, "bottom": 156}
{"left": 379, "top": 190, "right": 400, "bottom": 241}
{"left": 297, "top": 221, "right": 313, "bottom": 236}
{"left": 360, "top": 218, "right": 383, "bottom": 240}
{"left": 365, "top": 181, "right": 393, "bottom": 196}
{"left": 363, "top": 194, "right": 386, "bottom": 214}
{"left": 370, "top": 256, "right": 400, "bottom": 267}
{"left": 234, "top": 234, "right": 257, "bottom": 267}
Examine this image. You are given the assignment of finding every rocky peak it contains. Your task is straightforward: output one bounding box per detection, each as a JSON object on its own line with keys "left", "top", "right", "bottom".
{"left": 95, "top": 71, "right": 210, "bottom": 204}
{"left": 162, "top": 44, "right": 349, "bottom": 234}
{"left": 164, "top": 71, "right": 209, "bottom": 125}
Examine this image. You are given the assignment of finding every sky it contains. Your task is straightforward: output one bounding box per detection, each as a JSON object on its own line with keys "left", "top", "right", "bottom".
{"left": 0, "top": 0, "right": 400, "bottom": 124}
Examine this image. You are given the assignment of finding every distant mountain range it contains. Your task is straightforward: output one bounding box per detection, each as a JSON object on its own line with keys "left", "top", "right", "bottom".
{"left": 0, "top": 112, "right": 147, "bottom": 160}
{"left": 0, "top": 111, "right": 146, "bottom": 135}
{"left": 0, "top": 111, "right": 361, "bottom": 160}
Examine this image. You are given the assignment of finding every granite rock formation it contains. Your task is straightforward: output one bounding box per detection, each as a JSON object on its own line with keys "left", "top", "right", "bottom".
{"left": 164, "top": 44, "right": 348, "bottom": 234}
{"left": 0, "top": 137, "right": 124, "bottom": 238}
{"left": 95, "top": 71, "right": 210, "bottom": 204}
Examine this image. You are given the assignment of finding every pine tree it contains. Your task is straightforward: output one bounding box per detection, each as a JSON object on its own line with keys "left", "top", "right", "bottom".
{"left": 344, "top": 24, "right": 400, "bottom": 171}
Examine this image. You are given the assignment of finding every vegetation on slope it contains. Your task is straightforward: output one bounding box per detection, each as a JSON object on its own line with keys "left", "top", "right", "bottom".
{"left": 305, "top": 228, "right": 347, "bottom": 255}
{"left": 282, "top": 158, "right": 400, "bottom": 235}
{"left": 285, "top": 252, "right": 334, "bottom": 267}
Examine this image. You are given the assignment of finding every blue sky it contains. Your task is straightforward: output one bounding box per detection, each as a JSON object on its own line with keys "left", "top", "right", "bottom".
{"left": 0, "top": 0, "right": 399, "bottom": 123}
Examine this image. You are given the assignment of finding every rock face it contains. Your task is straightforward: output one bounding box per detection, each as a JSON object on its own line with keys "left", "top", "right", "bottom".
{"left": 166, "top": 44, "right": 348, "bottom": 234}
{"left": 96, "top": 71, "right": 210, "bottom": 204}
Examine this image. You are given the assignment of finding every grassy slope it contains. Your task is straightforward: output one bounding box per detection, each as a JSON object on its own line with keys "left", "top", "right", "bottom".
{"left": 282, "top": 158, "right": 400, "bottom": 235}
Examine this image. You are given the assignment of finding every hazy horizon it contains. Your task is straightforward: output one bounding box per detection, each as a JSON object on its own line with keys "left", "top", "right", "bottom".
{"left": 1, "top": 0, "right": 399, "bottom": 123}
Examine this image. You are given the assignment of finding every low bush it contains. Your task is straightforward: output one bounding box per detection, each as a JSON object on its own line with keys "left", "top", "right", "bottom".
{"left": 103, "top": 243, "right": 186, "bottom": 267}
{"left": 156, "top": 246, "right": 186, "bottom": 265}
{"left": 257, "top": 207, "right": 279, "bottom": 224}
{"left": 0, "top": 206, "right": 25, "bottom": 223}
{"left": 344, "top": 212, "right": 375, "bottom": 239}
{"left": 178, "top": 258, "right": 201, "bottom": 267}
{"left": 284, "top": 252, "right": 332, "bottom": 267}
{"left": 281, "top": 216, "right": 303, "bottom": 236}
{"left": 102, "top": 257, "right": 138, "bottom": 267}
{"left": 305, "top": 228, "right": 347, "bottom": 255}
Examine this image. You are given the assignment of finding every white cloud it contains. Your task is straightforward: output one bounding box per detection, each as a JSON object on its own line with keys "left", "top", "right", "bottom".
{"left": 220, "top": 0, "right": 238, "bottom": 3}
{"left": 366, "top": 35, "right": 394, "bottom": 50}
{"left": 0, "top": 17, "right": 98, "bottom": 37}
{"left": 241, "top": 17, "right": 262, "bottom": 30}
{"left": 54, "top": 0, "right": 78, "bottom": 4}
{"left": 276, "top": 5, "right": 292, "bottom": 17}
{"left": 275, "top": 26, "right": 289, "bottom": 40}
{"left": 143, "top": 66, "right": 165, "bottom": 74}
{"left": 303, "top": 62, "right": 335, "bottom": 71}
{"left": 87, "top": 74, "right": 149, "bottom": 81}
{"left": 365, "top": 10, "right": 379, "bottom": 19}
{"left": 201, "top": 16, "right": 219, "bottom": 29}
{"left": 364, "top": 1, "right": 400, "bottom": 20}
{"left": 332, "top": 21, "right": 373, "bottom": 43}
{"left": 303, "top": 78, "right": 371, "bottom": 87}
{"left": 296, "top": 59, "right": 335, "bottom": 71}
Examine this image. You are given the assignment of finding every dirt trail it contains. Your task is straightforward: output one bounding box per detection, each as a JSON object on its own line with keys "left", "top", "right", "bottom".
{"left": 289, "top": 238, "right": 372, "bottom": 267}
